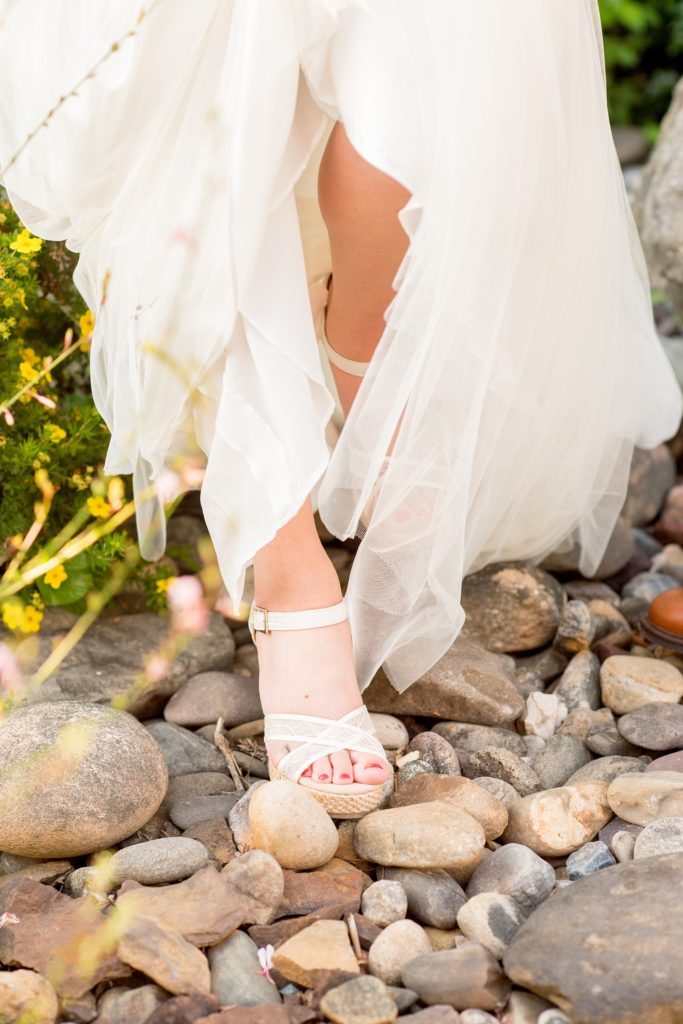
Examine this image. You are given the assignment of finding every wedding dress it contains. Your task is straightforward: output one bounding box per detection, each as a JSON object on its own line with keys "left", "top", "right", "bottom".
{"left": 1, "top": 0, "right": 680, "bottom": 694}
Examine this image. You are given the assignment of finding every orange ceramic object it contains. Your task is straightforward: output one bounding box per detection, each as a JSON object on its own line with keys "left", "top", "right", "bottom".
{"left": 639, "top": 587, "right": 683, "bottom": 651}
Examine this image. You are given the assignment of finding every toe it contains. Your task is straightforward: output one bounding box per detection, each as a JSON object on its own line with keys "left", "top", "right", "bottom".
{"left": 350, "top": 751, "right": 392, "bottom": 785}
{"left": 267, "top": 742, "right": 289, "bottom": 772}
{"left": 329, "top": 750, "right": 354, "bottom": 785}
{"left": 311, "top": 755, "right": 333, "bottom": 783}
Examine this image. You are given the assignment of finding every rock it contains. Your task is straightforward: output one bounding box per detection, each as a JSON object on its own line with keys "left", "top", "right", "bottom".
{"left": 0, "top": 861, "right": 72, "bottom": 895}
{"left": 228, "top": 783, "right": 265, "bottom": 852}
{"left": 502, "top": 782, "right": 612, "bottom": 856}
{"left": 407, "top": 732, "right": 461, "bottom": 774}
{"left": 552, "top": 600, "right": 595, "bottom": 654}
{"left": 246, "top": 781, "right": 338, "bottom": 870}
{"left": 607, "top": 771, "right": 683, "bottom": 825}
{"left": 462, "top": 748, "right": 541, "bottom": 797}
{"left": 106, "top": 837, "right": 209, "bottom": 887}
{"left": 500, "top": 991, "right": 555, "bottom": 1024}
{"left": 320, "top": 976, "right": 398, "bottom": 1024}
{"left": 0, "top": 702, "right": 168, "bottom": 858}
{"left": 465, "top": 843, "right": 554, "bottom": 913}
{"left": 164, "top": 672, "right": 262, "bottom": 728}
{"left": 396, "top": 756, "right": 434, "bottom": 786}
{"left": 169, "top": 794, "right": 239, "bottom": 830}
{"left": 406, "top": 1010, "right": 462, "bottom": 1024}
{"left": 365, "top": 637, "right": 524, "bottom": 726}
{"left": 361, "top": 880, "right": 407, "bottom": 926}
{"left": 116, "top": 865, "right": 243, "bottom": 946}
{"left": 585, "top": 709, "right": 641, "bottom": 758}
{"left": 455, "top": 893, "right": 526, "bottom": 958}
{"left": 460, "top": 562, "right": 565, "bottom": 653}
{"left": 369, "top": 713, "right": 409, "bottom": 751}
{"left": 221, "top": 850, "right": 284, "bottom": 925}
{"left": 208, "top": 930, "right": 281, "bottom": 1007}
{"left": 647, "top": 751, "right": 683, "bottom": 773}
{"left": 551, "top": 650, "right": 601, "bottom": 710}
{"left": 522, "top": 693, "right": 567, "bottom": 740}
{"left": 565, "top": 840, "right": 616, "bottom": 879}
{"left": 504, "top": 851, "right": 683, "bottom": 1024}
{"left": 118, "top": 916, "right": 211, "bottom": 996}
{"left": 531, "top": 734, "right": 593, "bottom": 790}
{"left": 367, "top": 919, "right": 433, "bottom": 984}
{"left": 621, "top": 445, "right": 676, "bottom": 526}
{"left": 183, "top": 818, "right": 237, "bottom": 866}
{"left": 471, "top": 777, "right": 519, "bottom": 809}
{"left": 271, "top": 920, "right": 359, "bottom": 987}
{"left": 617, "top": 703, "right": 683, "bottom": 751}
{"left": 354, "top": 802, "right": 485, "bottom": 873}
{"left": 390, "top": 775, "right": 507, "bottom": 841}
{"left": 277, "top": 863, "right": 363, "bottom": 917}
{"left": 26, "top": 612, "right": 234, "bottom": 717}
{"left": 96, "top": 984, "right": 169, "bottom": 1024}
{"left": 374, "top": 871, "right": 464, "bottom": 936}
{"left": 433, "top": 723, "right": 526, "bottom": 756}
{"left": 612, "top": 830, "right": 637, "bottom": 862}
{"left": 633, "top": 817, "right": 683, "bottom": 859}
{"left": 460, "top": 1012, "right": 498, "bottom": 1024}
{"left": 600, "top": 655, "right": 683, "bottom": 714}
{"left": 401, "top": 946, "right": 511, "bottom": 1011}
{"left": 621, "top": 571, "right": 681, "bottom": 602}
{"left": 0, "top": 969, "right": 59, "bottom": 1024}
{"left": 565, "top": 755, "right": 647, "bottom": 787}
{"left": 386, "top": 985, "right": 419, "bottom": 1012}
{"left": 145, "top": 721, "right": 227, "bottom": 776}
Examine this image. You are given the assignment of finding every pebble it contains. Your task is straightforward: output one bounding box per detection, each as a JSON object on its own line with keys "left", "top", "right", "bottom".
{"left": 163, "top": 671, "right": 262, "bottom": 727}
{"left": 145, "top": 720, "right": 227, "bottom": 776}
{"left": 433, "top": 723, "right": 527, "bottom": 756}
{"left": 271, "top": 920, "right": 359, "bottom": 987}
{"left": 585, "top": 708, "right": 640, "bottom": 757}
{"left": 600, "top": 655, "right": 683, "bottom": 714}
{"left": 221, "top": 849, "right": 284, "bottom": 925}
{"left": 633, "top": 817, "right": 683, "bottom": 859}
{"left": 456, "top": 892, "right": 526, "bottom": 958}
{"left": 522, "top": 692, "right": 567, "bottom": 740}
{"left": 361, "top": 880, "right": 408, "bottom": 926}
{"left": 611, "top": 830, "right": 637, "bottom": 862}
{"left": 607, "top": 770, "right": 683, "bottom": 825}
{"left": 565, "top": 840, "right": 616, "bottom": 879}
{"left": 354, "top": 802, "right": 486, "bottom": 874}
{"left": 466, "top": 843, "right": 555, "bottom": 913}
{"left": 500, "top": 991, "right": 555, "bottom": 1024}
{"left": 168, "top": 793, "right": 239, "bottom": 830}
{"left": 551, "top": 650, "right": 601, "bottom": 710}
{"left": 460, "top": 1012, "right": 499, "bottom": 1024}
{"left": 320, "top": 976, "right": 398, "bottom": 1024}
{"left": 182, "top": 817, "right": 237, "bottom": 865}
{"left": 407, "top": 1009, "right": 462, "bottom": 1024}
{"left": 552, "top": 599, "right": 595, "bottom": 653}
{"left": 0, "top": 702, "right": 168, "bottom": 858}
{"left": 565, "top": 754, "right": 647, "bottom": 786}
{"left": 247, "top": 780, "right": 339, "bottom": 869}
{"left": 621, "top": 570, "right": 681, "bottom": 601}
{"left": 165, "top": 772, "right": 236, "bottom": 802}
{"left": 389, "top": 775, "right": 508, "bottom": 841}
{"left": 407, "top": 731, "right": 462, "bottom": 774}
{"left": 117, "top": 915, "right": 211, "bottom": 996}
{"left": 96, "top": 984, "right": 168, "bottom": 1024}
{"left": 617, "top": 702, "right": 683, "bottom": 750}
{"left": 208, "top": 929, "right": 282, "bottom": 1006}
{"left": 367, "top": 919, "right": 433, "bottom": 984}
{"left": 401, "top": 945, "right": 511, "bottom": 1011}
{"left": 369, "top": 713, "right": 409, "bottom": 751}
{"left": 0, "top": 969, "right": 58, "bottom": 1024}
{"left": 471, "top": 776, "right": 520, "bottom": 808}
{"left": 531, "top": 734, "right": 592, "bottom": 790}
{"left": 380, "top": 867, "right": 466, "bottom": 930}
{"left": 106, "top": 837, "right": 208, "bottom": 886}
{"left": 647, "top": 751, "right": 683, "bottom": 773}
{"left": 502, "top": 782, "right": 612, "bottom": 856}
{"left": 460, "top": 561, "right": 565, "bottom": 653}
{"left": 462, "top": 748, "right": 542, "bottom": 797}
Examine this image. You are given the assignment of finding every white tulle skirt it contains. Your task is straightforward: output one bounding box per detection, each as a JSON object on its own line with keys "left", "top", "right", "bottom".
{"left": 1, "top": 0, "right": 681, "bottom": 693}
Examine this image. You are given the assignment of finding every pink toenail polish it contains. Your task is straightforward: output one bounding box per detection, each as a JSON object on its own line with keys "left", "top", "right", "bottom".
{"left": 367, "top": 763, "right": 383, "bottom": 769}
{"left": 318, "top": 773, "right": 330, "bottom": 780}
{"left": 340, "top": 773, "right": 351, "bottom": 780}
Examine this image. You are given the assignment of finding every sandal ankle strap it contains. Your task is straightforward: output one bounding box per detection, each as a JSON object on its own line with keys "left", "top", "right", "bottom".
{"left": 248, "top": 597, "right": 348, "bottom": 640}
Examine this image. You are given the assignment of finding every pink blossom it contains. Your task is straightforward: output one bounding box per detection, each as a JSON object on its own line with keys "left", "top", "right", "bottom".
{"left": 155, "top": 469, "right": 182, "bottom": 505}
{"left": 0, "top": 642, "right": 22, "bottom": 694}
{"left": 167, "top": 575, "right": 209, "bottom": 636}
{"left": 30, "top": 391, "right": 57, "bottom": 410}
{"left": 144, "top": 653, "right": 172, "bottom": 683}
{"left": 2, "top": 408, "right": 14, "bottom": 426}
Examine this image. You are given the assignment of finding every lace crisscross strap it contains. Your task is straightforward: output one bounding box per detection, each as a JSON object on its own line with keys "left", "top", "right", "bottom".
{"left": 265, "top": 704, "right": 386, "bottom": 782}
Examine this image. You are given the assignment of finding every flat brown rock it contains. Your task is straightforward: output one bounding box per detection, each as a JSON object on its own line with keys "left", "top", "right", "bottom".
{"left": 390, "top": 775, "right": 507, "bottom": 840}
{"left": 272, "top": 920, "right": 360, "bottom": 988}
{"left": 118, "top": 915, "right": 211, "bottom": 995}
{"left": 249, "top": 902, "right": 351, "bottom": 948}
{"left": 276, "top": 865, "right": 363, "bottom": 918}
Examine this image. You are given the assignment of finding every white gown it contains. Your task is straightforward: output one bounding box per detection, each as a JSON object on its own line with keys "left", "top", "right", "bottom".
{"left": 1, "top": 1, "right": 681, "bottom": 693}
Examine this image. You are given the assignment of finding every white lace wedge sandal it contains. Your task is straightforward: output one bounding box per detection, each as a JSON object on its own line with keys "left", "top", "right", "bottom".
{"left": 247, "top": 596, "right": 392, "bottom": 818}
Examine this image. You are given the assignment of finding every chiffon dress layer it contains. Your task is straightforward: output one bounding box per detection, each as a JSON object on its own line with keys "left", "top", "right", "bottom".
{"left": 1, "top": 1, "right": 681, "bottom": 694}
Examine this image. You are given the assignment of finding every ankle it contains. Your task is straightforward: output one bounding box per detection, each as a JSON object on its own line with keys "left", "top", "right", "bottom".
{"left": 254, "top": 549, "right": 343, "bottom": 611}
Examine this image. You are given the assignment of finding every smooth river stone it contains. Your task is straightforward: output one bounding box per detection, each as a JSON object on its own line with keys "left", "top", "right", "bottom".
{"left": 462, "top": 748, "right": 542, "bottom": 798}
{"left": 164, "top": 671, "right": 262, "bottom": 728}
{"left": 607, "top": 771, "right": 683, "bottom": 826}
{"left": 247, "top": 780, "right": 339, "bottom": 870}
{"left": 617, "top": 703, "right": 683, "bottom": 751}
{"left": 368, "top": 919, "right": 433, "bottom": 984}
{"left": 551, "top": 649, "right": 601, "bottom": 710}
{"left": 0, "top": 702, "right": 168, "bottom": 858}
{"left": 456, "top": 892, "right": 526, "bottom": 958}
{"left": 600, "top": 655, "right": 683, "bottom": 715}
{"left": 379, "top": 867, "right": 466, "bottom": 930}
{"left": 633, "top": 818, "right": 683, "bottom": 859}
{"left": 504, "top": 852, "right": 683, "bottom": 1024}
{"left": 646, "top": 751, "right": 683, "bottom": 773}
{"left": 466, "top": 843, "right": 555, "bottom": 914}
{"left": 402, "top": 945, "right": 511, "bottom": 1011}
{"left": 433, "top": 723, "right": 527, "bottom": 756}
{"left": 354, "top": 801, "right": 486, "bottom": 873}
{"left": 390, "top": 775, "right": 508, "bottom": 840}
{"left": 107, "top": 837, "right": 208, "bottom": 886}
{"left": 502, "top": 782, "right": 612, "bottom": 857}
{"left": 364, "top": 637, "right": 524, "bottom": 725}
{"left": 0, "top": 969, "right": 59, "bottom": 1024}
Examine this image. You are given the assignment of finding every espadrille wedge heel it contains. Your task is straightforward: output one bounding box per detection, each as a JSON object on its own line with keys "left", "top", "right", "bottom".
{"left": 248, "top": 597, "right": 392, "bottom": 819}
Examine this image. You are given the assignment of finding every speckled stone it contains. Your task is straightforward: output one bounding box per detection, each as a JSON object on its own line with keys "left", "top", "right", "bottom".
{"left": 565, "top": 841, "right": 616, "bottom": 880}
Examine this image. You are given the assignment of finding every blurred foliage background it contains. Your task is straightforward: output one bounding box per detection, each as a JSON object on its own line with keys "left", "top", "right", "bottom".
{"left": 599, "top": 0, "right": 683, "bottom": 134}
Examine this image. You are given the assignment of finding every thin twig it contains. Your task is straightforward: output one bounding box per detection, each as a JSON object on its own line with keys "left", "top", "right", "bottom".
{"left": 214, "top": 717, "right": 246, "bottom": 793}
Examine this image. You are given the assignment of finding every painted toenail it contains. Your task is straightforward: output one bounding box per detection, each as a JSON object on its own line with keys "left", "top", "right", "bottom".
{"left": 340, "top": 773, "right": 351, "bottom": 780}
{"left": 367, "top": 763, "right": 384, "bottom": 769}
{"left": 318, "top": 773, "right": 330, "bottom": 780}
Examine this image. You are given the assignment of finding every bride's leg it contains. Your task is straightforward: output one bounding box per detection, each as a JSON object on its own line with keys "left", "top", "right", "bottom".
{"left": 254, "top": 121, "right": 410, "bottom": 786}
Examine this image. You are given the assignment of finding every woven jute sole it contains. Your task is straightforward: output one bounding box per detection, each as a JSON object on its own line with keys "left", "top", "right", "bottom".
{"left": 268, "top": 762, "right": 387, "bottom": 819}
{"left": 638, "top": 613, "right": 683, "bottom": 653}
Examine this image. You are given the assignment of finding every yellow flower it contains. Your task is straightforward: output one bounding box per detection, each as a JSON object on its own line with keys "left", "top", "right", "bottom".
{"left": 20, "top": 347, "right": 39, "bottom": 366}
{"left": 45, "top": 424, "right": 67, "bottom": 443}
{"left": 44, "top": 564, "right": 68, "bottom": 590}
{"left": 79, "top": 309, "right": 95, "bottom": 336}
{"left": 19, "top": 361, "right": 37, "bottom": 382}
{"left": 21, "top": 606, "right": 43, "bottom": 633}
{"left": 156, "top": 576, "right": 177, "bottom": 594}
{"left": 87, "top": 495, "right": 111, "bottom": 518}
{"left": 2, "top": 602, "right": 24, "bottom": 632}
{"left": 9, "top": 228, "right": 42, "bottom": 254}
{"left": 31, "top": 592, "right": 45, "bottom": 610}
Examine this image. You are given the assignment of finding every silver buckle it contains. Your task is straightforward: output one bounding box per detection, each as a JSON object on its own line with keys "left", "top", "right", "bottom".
{"left": 252, "top": 604, "right": 270, "bottom": 634}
